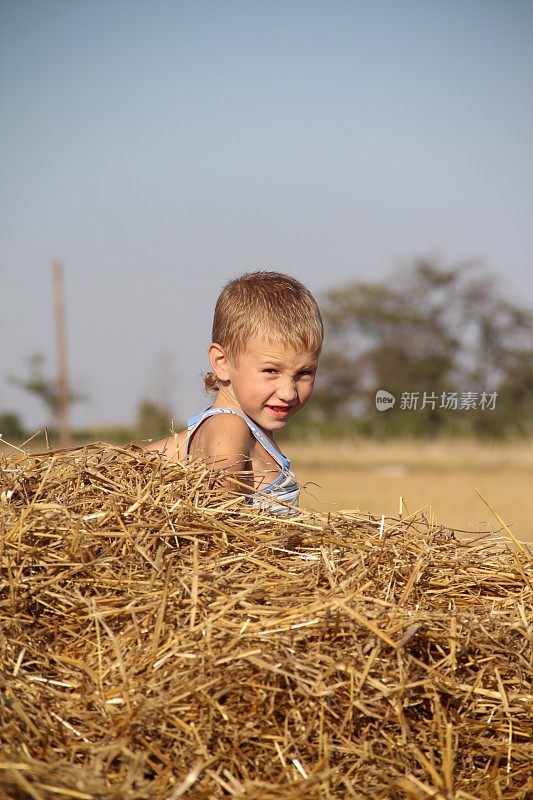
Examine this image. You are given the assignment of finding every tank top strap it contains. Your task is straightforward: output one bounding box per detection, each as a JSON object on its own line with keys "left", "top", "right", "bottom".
{"left": 185, "top": 406, "right": 289, "bottom": 468}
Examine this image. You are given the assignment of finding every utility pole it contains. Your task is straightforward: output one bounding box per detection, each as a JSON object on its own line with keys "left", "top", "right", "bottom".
{"left": 52, "top": 260, "right": 71, "bottom": 448}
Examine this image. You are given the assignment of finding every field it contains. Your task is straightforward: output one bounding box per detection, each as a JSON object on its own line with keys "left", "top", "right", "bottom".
{"left": 289, "top": 438, "right": 533, "bottom": 542}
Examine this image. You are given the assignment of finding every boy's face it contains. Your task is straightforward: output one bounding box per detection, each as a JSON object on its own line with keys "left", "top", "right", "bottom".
{"left": 210, "top": 336, "right": 320, "bottom": 434}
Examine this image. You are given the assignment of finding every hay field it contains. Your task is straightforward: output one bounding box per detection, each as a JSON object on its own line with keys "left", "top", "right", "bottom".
{"left": 290, "top": 438, "right": 533, "bottom": 542}
{"left": 1, "top": 444, "right": 532, "bottom": 799}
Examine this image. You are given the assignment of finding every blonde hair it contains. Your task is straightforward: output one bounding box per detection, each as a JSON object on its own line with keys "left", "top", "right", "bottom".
{"left": 204, "top": 271, "right": 323, "bottom": 391}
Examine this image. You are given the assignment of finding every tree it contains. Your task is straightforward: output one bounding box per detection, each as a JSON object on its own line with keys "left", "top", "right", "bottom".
{"left": 136, "top": 351, "right": 178, "bottom": 440}
{"left": 0, "top": 411, "right": 25, "bottom": 441}
{"left": 315, "top": 258, "right": 533, "bottom": 435}
{"left": 10, "top": 353, "right": 86, "bottom": 427}
{"left": 136, "top": 398, "right": 174, "bottom": 440}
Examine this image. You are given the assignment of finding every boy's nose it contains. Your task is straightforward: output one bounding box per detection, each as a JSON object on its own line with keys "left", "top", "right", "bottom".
{"left": 276, "top": 381, "right": 298, "bottom": 403}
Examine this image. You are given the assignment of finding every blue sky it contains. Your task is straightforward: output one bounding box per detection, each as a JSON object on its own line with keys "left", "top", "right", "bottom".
{"left": 1, "top": 0, "right": 532, "bottom": 429}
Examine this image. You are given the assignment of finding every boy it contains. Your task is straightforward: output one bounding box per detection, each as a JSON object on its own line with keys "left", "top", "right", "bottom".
{"left": 146, "top": 271, "right": 323, "bottom": 512}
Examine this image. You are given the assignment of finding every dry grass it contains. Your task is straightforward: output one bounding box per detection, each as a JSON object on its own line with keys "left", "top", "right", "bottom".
{"left": 1, "top": 443, "right": 532, "bottom": 799}
{"left": 289, "top": 439, "right": 533, "bottom": 541}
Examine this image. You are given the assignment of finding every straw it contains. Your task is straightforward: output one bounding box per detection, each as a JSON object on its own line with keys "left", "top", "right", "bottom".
{"left": 1, "top": 443, "right": 532, "bottom": 799}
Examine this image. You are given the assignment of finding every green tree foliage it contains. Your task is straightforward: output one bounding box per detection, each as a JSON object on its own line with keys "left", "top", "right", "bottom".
{"left": 10, "top": 353, "right": 86, "bottom": 426}
{"left": 136, "top": 352, "right": 177, "bottom": 441}
{"left": 314, "top": 259, "right": 533, "bottom": 436}
{"left": 136, "top": 399, "right": 174, "bottom": 440}
{"left": 0, "top": 411, "right": 26, "bottom": 441}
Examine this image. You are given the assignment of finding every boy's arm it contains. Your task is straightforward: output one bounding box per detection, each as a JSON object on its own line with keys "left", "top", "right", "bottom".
{"left": 144, "top": 432, "right": 185, "bottom": 461}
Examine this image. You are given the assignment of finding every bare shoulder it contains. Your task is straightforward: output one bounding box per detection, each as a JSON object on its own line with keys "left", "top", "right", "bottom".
{"left": 189, "top": 412, "right": 252, "bottom": 468}
{"left": 144, "top": 431, "right": 187, "bottom": 462}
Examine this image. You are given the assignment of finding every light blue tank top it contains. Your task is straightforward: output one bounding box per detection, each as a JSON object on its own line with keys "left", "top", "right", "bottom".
{"left": 184, "top": 407, "right": 300, "bottom": 514}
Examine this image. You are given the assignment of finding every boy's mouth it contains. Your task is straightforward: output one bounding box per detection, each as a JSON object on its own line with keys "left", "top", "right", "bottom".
{"left": 266, "top": 405, "right": 293, "bottom": 419}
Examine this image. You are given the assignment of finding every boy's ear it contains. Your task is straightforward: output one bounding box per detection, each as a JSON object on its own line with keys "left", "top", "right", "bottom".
{"left": 208, "top": 342, "right": 231, "bottom": 381}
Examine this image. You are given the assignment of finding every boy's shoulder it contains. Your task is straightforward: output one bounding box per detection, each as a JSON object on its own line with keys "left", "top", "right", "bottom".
{"left": 189, "top": 410, "right": 253, "bottom": 458}
{"left": 143, "top": 411, "right": 253, "bottom": 463}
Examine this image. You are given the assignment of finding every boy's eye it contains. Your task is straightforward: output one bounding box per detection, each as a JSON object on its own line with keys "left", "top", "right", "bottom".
{"left": 263, "top": 368, "right": 278, "bottom": 374}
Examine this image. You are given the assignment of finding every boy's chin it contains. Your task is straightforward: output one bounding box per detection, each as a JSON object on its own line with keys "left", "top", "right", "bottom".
{"left": 247, "top": 409, "right": 292, "bottom": 431}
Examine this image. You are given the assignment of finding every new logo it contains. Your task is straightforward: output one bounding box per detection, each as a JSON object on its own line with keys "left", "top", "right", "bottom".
{"left": 375, "top": 390, "right": 396, "bottom": 411}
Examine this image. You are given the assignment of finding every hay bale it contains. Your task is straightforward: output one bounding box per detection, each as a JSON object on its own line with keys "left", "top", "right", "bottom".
{"left": 1, "top": 444, "right": 532, "bottom": 799}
